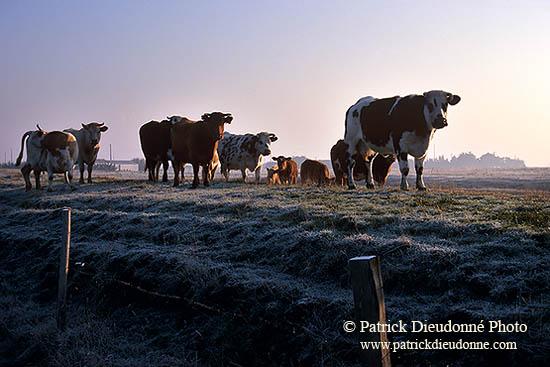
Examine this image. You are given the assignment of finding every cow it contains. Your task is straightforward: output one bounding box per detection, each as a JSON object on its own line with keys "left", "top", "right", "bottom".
{"left": 139, "top": 119, "right": 172, "bottom": 182}
{"left": 271, "top": 156, "right": 298, "bottom": 185}
{"left": 343, "top": 90, "right": 460, "bottom": 190}
{"left": 170, "top": 112, "right": 233, "bottom": 188}
{"left": 15, "top": 125, "right": 47, "bottom": 191}
{"left": 331, "top": 139, "right": 395, "bottom": 188}
{"left": 300, "top": 159, "right": 331, "bottom": 185}
{"left": 16, "top": 125, "right": 78, "bottom": 192}
{"left": 217, "top": 132, "right": 278, "bottom": 183}
{"left": 64, "top": 122, "right": 108, "bottom": 184}
{"left": 267, "top": 165, "right": 281, "bottom": 184}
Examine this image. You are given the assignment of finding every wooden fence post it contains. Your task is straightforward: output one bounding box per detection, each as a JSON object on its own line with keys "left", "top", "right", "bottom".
{"left": 349, "top": 255, "right": 391, "bottom": 367}
{"left": 57, "top": 207, "right": 71, "bottom": 331}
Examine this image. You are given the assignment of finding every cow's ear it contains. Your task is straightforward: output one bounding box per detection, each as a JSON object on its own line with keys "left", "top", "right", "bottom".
{"left": 100, "top": 126, "right": 109, "bottom": 132}
{"left": 224, "top": 114, "right": 233, "bottom": 124}
{"left": 201, "top": 113, "right": 210, "bottom": 121}
{"left": 285, "top": 157, "right": 292, "bottom": 161}
{"left": 447, "top": 94, "right": 461, "bottom": 105}
{"left": 82, "top": 123, "right": 88, "bottom": 129}
{"left": 269, "top": 134, "right": 278, "bottom": 142}
{"left": 272, "top": 157, "right": 278, "bottom": 161}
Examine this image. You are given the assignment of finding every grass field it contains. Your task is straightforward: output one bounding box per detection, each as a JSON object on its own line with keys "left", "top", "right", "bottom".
{"left": 0, "top": 168, "right": 548, "bottom": 366}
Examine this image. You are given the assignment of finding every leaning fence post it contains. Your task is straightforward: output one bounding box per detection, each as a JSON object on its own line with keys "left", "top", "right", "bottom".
{"left": 57, "top": 207, "right": 71, "bottom": 331}
{"left": 349, "top": 255, "right": 391, "bottom": 367}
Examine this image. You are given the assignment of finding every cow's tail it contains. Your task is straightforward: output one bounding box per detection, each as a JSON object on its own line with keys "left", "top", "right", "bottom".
{"left": 15, "top": 131, "right": 32, "bottom": 166}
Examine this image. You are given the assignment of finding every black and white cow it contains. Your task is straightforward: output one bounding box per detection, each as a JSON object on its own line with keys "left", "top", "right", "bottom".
{"left": 343, "top": 90, "right": 460, "bottom": 190}
{"left": 217, "top": 132, "right": 278, "bottom": 183}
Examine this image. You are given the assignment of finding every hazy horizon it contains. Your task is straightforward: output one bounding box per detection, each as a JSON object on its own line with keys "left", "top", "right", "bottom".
{"left": 2, "top": 1, "right": 549, "bottom": 166}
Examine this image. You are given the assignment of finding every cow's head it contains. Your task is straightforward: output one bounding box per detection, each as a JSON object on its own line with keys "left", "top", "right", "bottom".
{"left": 423, "top": 90, "right": 461, "bottom": 129}
{"left": 272, "top": 156, "right": 291, "bottom": 170}
{"left": 246, "top": 132, "right": 278, "bottom": 156}
{"left": 81, "top": 122, "right": 108, "bottom": 148}
{"left": 201, "top": 112, "right": 233, "bottom": 141}
{"left": 36, "top": 124, "right": 47, "bottom": 136}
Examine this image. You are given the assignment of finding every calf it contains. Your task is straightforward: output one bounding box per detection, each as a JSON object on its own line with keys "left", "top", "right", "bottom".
{"left": 300, "top": 159, "right": 331, "bottom": 185}
{"left": 331, "top": 139, "right": 395, "bottom": 187}
{"left": 217, "top": 132, "right": 278, "bottom": 183}
{"left": 170, "top": 112, "right": 233, "bottom": 188}
{"left": 267, "top": 165, "right": 281, "bottom": 184}
{"left": 271, "top": 156, "right": 298, "bottom": 185}
{"left": 64, "top": 122, "right": 108, "bottom": 184}
{"left": 343, "top": 91, "right": 460, "bottom": 190}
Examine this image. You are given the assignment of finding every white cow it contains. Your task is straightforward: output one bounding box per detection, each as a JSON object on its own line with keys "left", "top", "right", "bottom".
{"left": 64, "top": 122, "right": 108, "bottom": 184}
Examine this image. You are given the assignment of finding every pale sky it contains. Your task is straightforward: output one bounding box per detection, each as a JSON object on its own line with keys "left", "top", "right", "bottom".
{"left": 1, "top": 0, "right": 549, "bottom": 166}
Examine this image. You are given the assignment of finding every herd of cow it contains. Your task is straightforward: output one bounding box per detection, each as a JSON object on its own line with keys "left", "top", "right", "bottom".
{"left": 14, "top": 90, "right": 460, "bottom": 192}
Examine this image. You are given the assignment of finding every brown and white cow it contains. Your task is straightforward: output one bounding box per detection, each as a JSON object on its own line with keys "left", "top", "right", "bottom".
{"left": 139, "top": 119, "right": 172, "bottom": 182}
{"left": 331, "top": 139, "right": 395, "bottom": 188}
{"left": 170, "top": 112, "right": 233, "bottom": 188}
{"left": 64, "top": 122, "right": 108, "bottom": 184}
{"left": 343, "top": 90, "right": 460, "bottom": 190}
{"left": 16, "top": 125, "right": 78, "bottom": 191}
{"left": 271, "top": 156, "right": 298, "bottom": 185}
{"left": 300, "top": 159, "right": 331, "bottom": 185}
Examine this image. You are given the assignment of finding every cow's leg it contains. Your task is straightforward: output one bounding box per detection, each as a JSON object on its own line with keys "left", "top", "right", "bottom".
{"left": 34, "top": 169, "right": 42, "bottom": 190}
{"left": 254, "top": 167, "right": 261, "bottom": 184}
{"left": 365, "top": 154, "right": 376, "bottom": 189}
{"left": 78, "top": 161, "right": 85, "bottom": 184}
{"left": 21, "top": 164, "right": 32, "bottom": 191}
{"left": 162, "top": 160, "right": 169, "bottom": 182}
{"left": 202, "top": 163, "right": 210, "bottom": 187}
{"left": 397, "top": 152, "right": 409, "bottom": 191}
{"left": 415, "top": 156, "right": 427, "bottom": 191}
{"left": 241, "top": 166, "right": 247, "bottom": 183}
{"left": 67, "top": 162, "right": 75, "bottom": 190}
{"left": 346, "top": 139, "right": 367, "bottom": 189}
{"left": 68, "top": 170, "right": 75, "bottom": 190}
{"left": 346, "top": 158, "right": 357, "bottom": 189}
{"left": 222, "top": 165, "right": 229, "bottom": 182}
{"left": 209, "top": 162, "right": 217, "bottom": 182}
{"left": 47, "top": 166, "right": 54, "bottom": 192}
{"left": 173, "top": 160, "right": 181, "bottom": 187}
{"left": 146, "top": 158, "right": 154, "bottom": 181}
{"left": 87, "top": 163, "right": 93, "bottom": 184}
{"left": 191, "top": 164, "right": 200, "bottom": 188}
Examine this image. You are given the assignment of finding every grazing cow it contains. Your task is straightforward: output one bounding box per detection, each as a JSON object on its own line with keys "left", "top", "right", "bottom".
{"left": 16, "top": 126, "right": 78, "bottom": 191}
{"left": 343, "top": 90, "right": 460, "bottom": 190}
{"left": 170, "top": 112, "right": 233, "bottom": 188}
{"left": 64, "top": 122, "right": 108, "bottom": 184}
{"left": 300, "top": 159, "right": 331, "bottom": 185}
{"left": 217, "top": 132, "right": 278, "bottom": 183}
{"left": 271, "top": 156, "right": 298, "bottom": 185}
{"left": 267, "top": 165, "right": 281, "bottom": 184}
{"left": 331, "top": 139, "right": 395, "bottom": 188}
{"left": 139, "top": 119, "right": 172, "bottom": 182}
